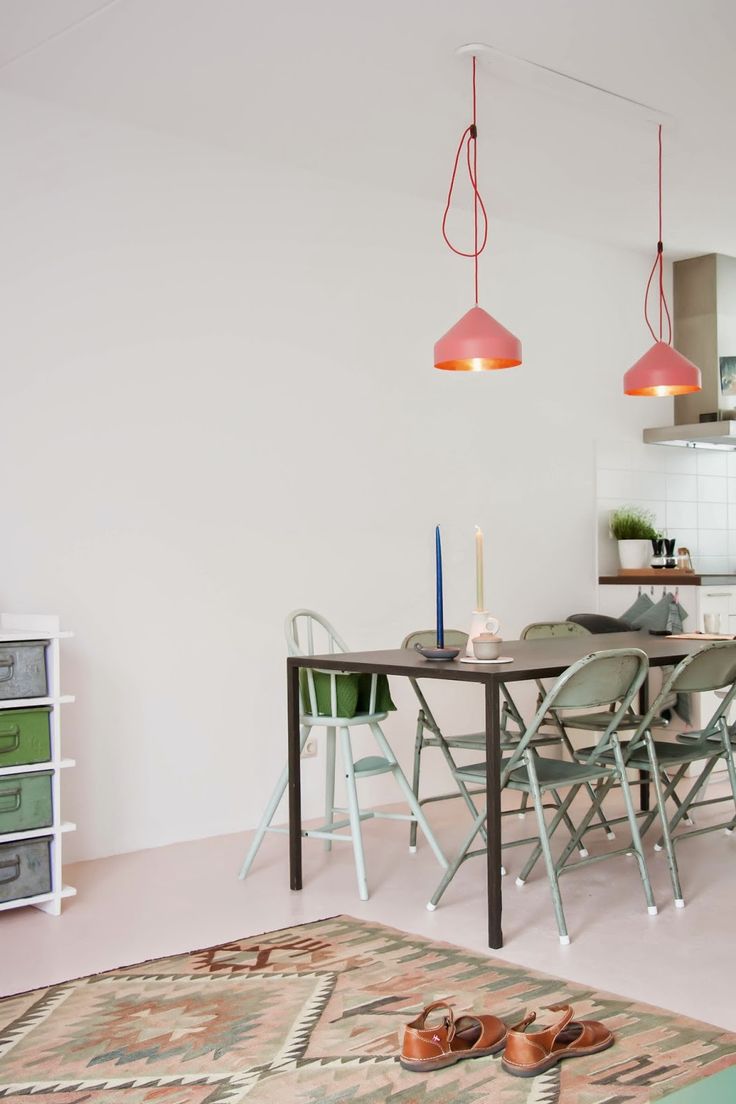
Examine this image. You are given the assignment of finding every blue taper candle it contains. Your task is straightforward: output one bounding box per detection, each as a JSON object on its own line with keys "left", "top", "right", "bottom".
{"left": 435, "top": 525, "right": 444, "bottom": 648}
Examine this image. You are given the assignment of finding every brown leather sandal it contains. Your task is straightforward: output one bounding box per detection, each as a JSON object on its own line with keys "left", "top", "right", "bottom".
{"left": 501, "top": 1004, "right": 614, "bottom": 1078}
{"left": 400, "top": 1000, "right": 508, "bottom": 1072}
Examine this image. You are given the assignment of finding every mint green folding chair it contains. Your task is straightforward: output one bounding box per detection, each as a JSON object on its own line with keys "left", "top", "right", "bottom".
{"left": 575, "top": 642, "right": 736, "bottom": 909}
{"left": 402, "top": 629, "right": 563, "bottom": 860}
{"left": 427, "top": 647, "right": 654, "bottom": 944}
{"left": 239, "top": 610, "right": 447, "bottom": 901}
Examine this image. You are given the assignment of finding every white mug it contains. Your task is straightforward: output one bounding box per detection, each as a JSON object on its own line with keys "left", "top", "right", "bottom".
{"left": 704, "top": 612, "right": 722, "bottom": 634}
{"left": 484, "top": 617, "right": 500, "bottom": 635}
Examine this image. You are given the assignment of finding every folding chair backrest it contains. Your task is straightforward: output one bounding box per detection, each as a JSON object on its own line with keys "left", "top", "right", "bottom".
{"left": 285, "top": 609, "right": 351, "bottom": 720}
{"left": 402, "top": 629, "right": 468, "bottom": 650}
{"left": 551, "top": 651, "right": 647, "bottom": 710}
{"left": 522, "top": 621, "right": 591, "bottom": 640}
{"left": 669, "top": 641, "right": 736, "bottom": 694}
{"left": 635, "top": 641, "right": 736, "bottom": 741}
{"left": 503, "top": 648, "right": 648, "bottom": 778}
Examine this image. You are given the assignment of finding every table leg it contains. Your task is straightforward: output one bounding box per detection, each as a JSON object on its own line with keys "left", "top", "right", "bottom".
{"left": 485, "top": 678, "right": 503, "bottom": 949}
{"left": 639, "top": 674, "right": 650, "bottom": 812}
{"left": 288, "top": 662, "right": 302, "bottom": 891}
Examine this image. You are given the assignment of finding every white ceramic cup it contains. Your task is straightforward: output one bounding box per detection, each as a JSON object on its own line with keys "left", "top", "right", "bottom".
{"left": 704, "top": 612, "right": 722, "bottom": 634}
{"left": 472, "top": 634, "right": 502, "bottom": 660}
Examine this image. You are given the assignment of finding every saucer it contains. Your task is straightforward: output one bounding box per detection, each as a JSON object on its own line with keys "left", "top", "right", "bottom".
{"left": 415, "top": 645, "right": 460, "bottom": 661}
{"left": 459, "top": 655, "right": 514, "bottom": 664}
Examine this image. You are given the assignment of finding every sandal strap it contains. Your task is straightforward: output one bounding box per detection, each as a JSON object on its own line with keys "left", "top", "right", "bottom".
{"left": 418, "top": 1000, "right": 455, "bottom": 1039}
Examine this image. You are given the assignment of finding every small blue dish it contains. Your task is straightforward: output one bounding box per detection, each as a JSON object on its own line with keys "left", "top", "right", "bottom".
{"left": 415, "top": 643, "right": 460, "bottom": 662}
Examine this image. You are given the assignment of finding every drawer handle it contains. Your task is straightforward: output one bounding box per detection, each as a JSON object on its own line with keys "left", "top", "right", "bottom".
{"left": 0, "top": 726, "right": 20, "bottom": 754}
{"left": 707, "top": 593, "right": 733, "bottom": 597}
{"left": 0, "top": 787, "right": 21, "bottom": 814}
{"left": 0, "top": 857, "right": 20, "bottom": 885}
{"left": 0, "top": 657, "right": 15, "bottom": 684}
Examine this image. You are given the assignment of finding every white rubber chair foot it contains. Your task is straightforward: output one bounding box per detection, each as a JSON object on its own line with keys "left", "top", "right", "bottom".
{"left": 517, "top": 812, "right": 526, "bottom": 819}
{"left": 426, "top": 902, "right": 437, "bottom": 912}
{"left": 675, "top": 898, "right": 685, "bottom": 909}
{"left": 409, "top": 846, "right": 417, "bottom": 853}
{"left": 500, "top": 866, "right": 507, "bottom": 877}
{"left": 606, "top": 831, "right": 616, "bottom": 841}
{"left": 559, "top": 935, "right": 571, "bottom": 945}
{"left": 653, "top": 843, "right": 663, "bottom": 852}
{"left": 515, "top": 877, "right": 526, "bottom": 887}
{"left": 626, "top": 851, "right": 633, "bottom": 857}
{"left": 578, "top": 848, "right": 589, "bottom": 858}
{"left": 647, "top": 905, "right": 658, "bottom": 916}
{"left": 725, "top": 828, "right": 734, "bottom": 836}
{"left": 684, "top": 818, "right": 694, "bottom": 826}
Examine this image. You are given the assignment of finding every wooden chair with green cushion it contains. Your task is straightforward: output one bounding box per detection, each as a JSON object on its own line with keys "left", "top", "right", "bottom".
{"left": 402, "top": 629, "right": 561, "bottom": 862}
{"left": 427, "top": 647, "right": 655, "bottom": 944}
{"left": 239, "top": 610, "right": 447, "bottom": 901}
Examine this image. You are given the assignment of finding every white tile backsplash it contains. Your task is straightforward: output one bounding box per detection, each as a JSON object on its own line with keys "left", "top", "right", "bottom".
{"left": 698, "top": 529, "right": 729, "bottom": 555}
{"left": 666, "top": 473, "right": 698, "bottom": 501}
{"left": 597, "top": 438, "right": 736, "bottom": 573}
{"left": 696, "top": 451, "right": 729, "bottom": 477}
{"left": 697, "top": 475, "right": 728, "bottom": 503}
{"left": 665, "top": 501, "right": 698, "bottom": 529}
{"left": 597, "top": 468, "right": 666, "bottom": 501}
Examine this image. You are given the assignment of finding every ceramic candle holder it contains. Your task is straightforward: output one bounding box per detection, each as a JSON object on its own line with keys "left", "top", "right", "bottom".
{"left": 466, "top": 611, "right": 501, "bottom": 656}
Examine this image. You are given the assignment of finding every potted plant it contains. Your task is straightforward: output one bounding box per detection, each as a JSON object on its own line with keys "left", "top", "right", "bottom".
{"left": 609, "top": 505, "right": 659, "bottom": 570}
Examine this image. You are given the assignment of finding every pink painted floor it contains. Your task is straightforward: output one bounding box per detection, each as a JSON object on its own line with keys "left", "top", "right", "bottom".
{"left": 1, "top": 784, "right": 735, "bottom": 1031}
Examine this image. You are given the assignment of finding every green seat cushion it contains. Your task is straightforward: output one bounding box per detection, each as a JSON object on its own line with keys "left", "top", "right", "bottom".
{"left": 299, "top": 670, "right": 395, "bottom": 718}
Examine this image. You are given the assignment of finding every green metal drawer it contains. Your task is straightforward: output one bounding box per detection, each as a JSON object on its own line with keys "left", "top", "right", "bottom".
{"left": 0, "top": 642, "right": 49, "bottom": 700}
{"left": 0, "top": 708, "right": 51, "bottom": 768}
{"left": 0, "top": 836, "right": 52, "bottom": 902}
{"left": 0, "top": 771, "right": 53, "bottom": 834}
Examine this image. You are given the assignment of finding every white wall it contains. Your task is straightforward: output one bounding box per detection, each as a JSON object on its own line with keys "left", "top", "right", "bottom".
{"left": 0, "top": 91, "right": 668, "bottom": 861}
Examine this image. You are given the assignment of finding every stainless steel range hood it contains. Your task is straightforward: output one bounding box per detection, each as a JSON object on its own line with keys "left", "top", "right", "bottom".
{"left": 644, "top": 253, "right": 736, "bottom": 449}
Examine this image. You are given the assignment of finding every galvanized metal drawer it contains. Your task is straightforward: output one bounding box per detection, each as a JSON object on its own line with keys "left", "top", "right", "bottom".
{"left": 0, "top": 642, "right": 49, "bottom": 700}
{"left": 0, "top": 771, "right": 53, "bottom": 835}
{"left": 0, "top": 836, "right": 52, "bottom": 902}
{"left": 0, "top": 707, "right": 52, "bottom": 768}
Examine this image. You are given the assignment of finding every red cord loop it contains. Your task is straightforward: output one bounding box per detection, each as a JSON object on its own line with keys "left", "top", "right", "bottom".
{"left": 441, "top": 55, "right": 488, "bottom": 306}
{"left": 644, "top": 125, "right": 672, "bottom": 345}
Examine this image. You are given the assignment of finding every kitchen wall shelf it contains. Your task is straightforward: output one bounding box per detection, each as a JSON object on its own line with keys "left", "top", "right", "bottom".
{"left": 0, "top": 615, "right": 75, "bottom": 917}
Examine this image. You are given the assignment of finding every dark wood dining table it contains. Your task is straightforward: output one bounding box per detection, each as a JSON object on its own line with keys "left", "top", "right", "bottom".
{"left": 286, "top": 630, "right": 702, "bottom": 949}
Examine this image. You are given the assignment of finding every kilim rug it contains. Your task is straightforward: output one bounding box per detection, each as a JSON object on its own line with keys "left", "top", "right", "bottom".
{"left": 0, "top": 914, "right": 734, "bottom": 1103}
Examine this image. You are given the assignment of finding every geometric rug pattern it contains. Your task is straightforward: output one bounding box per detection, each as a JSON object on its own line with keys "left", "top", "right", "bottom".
{"left": 0, "top": 914, "right": 734, "bottom": 1103}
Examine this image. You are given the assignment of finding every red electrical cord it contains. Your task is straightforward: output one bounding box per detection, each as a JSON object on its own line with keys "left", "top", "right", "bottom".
{"left": 643, "top": 124, "right": 673, "bottom": 345}
{"left": 441, "top": 55, "right": 488, "bottom": 306}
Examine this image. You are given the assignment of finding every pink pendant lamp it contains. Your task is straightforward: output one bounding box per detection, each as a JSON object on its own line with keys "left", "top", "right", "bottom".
{"left": 624, "top": 126, "right": 700, "bottom": 396}
{"left": 434, "top": 56, "right": 521, "bottom": 372}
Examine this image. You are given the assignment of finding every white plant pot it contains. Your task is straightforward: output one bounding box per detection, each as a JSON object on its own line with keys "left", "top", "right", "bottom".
{"left": 617, "top": 539, "right": 651, "bottom": 571}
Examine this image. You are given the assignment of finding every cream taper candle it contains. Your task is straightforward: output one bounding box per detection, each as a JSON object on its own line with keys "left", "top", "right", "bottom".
{"left": 475, "top": 525, "right": 484, "bottom": 611}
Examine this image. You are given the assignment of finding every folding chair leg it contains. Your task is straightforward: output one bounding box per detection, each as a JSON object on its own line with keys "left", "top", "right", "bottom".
{"left": 526, "top": 759, "right": 570, "bottom": 944}
{"left": 427, "top": 805, "right": 488, "bottom": 910}
{"left": 239, "top": 725, "right": 311, "bottom": 879}
{"left": 645, "top": 744, "right": 684, "bottom": 907}
{"left": 369, "top": 722, "right": 447, "bottom": 870}
{"left": 517, "top": 783, "right": 585, "bottom": 885}
{"left": 408, "top": 716, "right": 425, "bottom": 852}
{"left": 340, "top": 727, "right": 369, "bottom": 901}
{"left": 324, "top": 727, "right": 336, "bottom": 852}
{"left": 613, "top": 741, "right": 657, "bottom": 916}
{"left": 719, "top": 724, "right": 736, "bottom": 832}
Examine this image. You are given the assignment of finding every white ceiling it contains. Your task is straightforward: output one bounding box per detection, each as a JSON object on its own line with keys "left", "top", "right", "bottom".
{"left": 1, "top": 0, "right": 735, "bottom": 256}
